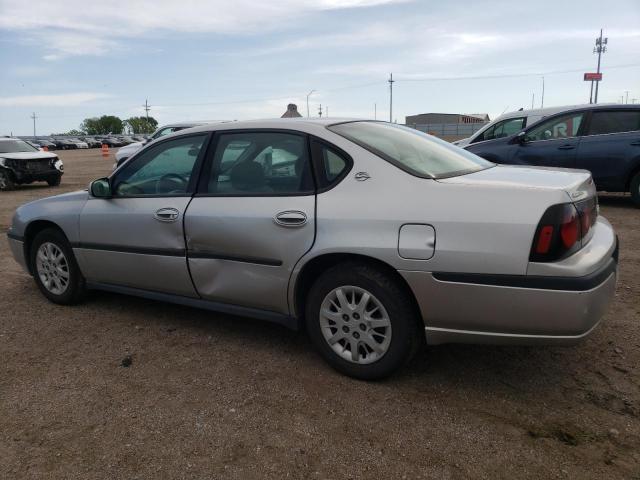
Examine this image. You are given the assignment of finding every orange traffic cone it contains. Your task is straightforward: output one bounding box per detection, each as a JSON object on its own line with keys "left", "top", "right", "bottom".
{"left": 101, "top": 144, "right": 109, "bottom": 157}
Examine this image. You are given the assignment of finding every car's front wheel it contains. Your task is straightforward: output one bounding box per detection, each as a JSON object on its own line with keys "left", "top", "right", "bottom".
{"left": 30, "top": 228, "right": 86, "bottom": 304}
{"left": 305, "top": 262, "right": 422, "bottom": 380}
{"left": 47, "top": 175, "right": 61, "bottom": 187}
{"left": 0, "top": 169, "right": 16, "bottom": 191}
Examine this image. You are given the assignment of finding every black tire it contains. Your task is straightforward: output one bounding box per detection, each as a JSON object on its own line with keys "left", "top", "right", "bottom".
{"left": 47, "top": 175, "right": 61, "bottom": 187}
{"left": 630, "top": 172, "right": 640, "bottom": 207}
{"left": 0, "top": 169, "right": 16, "bottom": 191}
{"left": 305, "top": 262, "right": 422, "bottom": 380}
{"left": 30, "top": 228, "right": 86, "bottom": 305}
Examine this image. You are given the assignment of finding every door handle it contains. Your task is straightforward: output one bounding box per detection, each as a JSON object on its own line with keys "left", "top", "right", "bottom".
{"left": 557, "top": 144, "right": 576, "bottom": 150}
{"left": 154, "top": 207, "right": 180, "bottom": 222}
{"left": 274, "top": 210, "right": 307, "bottom": 227}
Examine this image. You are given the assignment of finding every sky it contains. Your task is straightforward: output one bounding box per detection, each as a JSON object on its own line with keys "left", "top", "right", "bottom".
{"left": 0, "top": 0, "right": 639, "bottom": 136}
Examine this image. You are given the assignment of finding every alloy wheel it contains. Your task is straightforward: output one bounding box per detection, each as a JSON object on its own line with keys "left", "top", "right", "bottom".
{"left": 35, "top": 242, "right": 70, "bottom": 295}
{"left": 319, "top": 285, "right": 392, "bottom": 364}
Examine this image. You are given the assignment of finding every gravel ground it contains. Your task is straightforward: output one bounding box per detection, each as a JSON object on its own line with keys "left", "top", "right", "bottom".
{"left": 1, "top": 149, "right": 639, "bottom": 479}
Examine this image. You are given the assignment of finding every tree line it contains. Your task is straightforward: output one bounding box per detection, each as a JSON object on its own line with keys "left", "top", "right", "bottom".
{"left": 58, "top": 115, "right": 159, "bottom": 136}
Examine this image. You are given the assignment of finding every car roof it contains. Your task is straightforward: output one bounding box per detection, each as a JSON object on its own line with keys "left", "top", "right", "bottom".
{"left": 179, "top": 117, "right": 357, "bottom": 134}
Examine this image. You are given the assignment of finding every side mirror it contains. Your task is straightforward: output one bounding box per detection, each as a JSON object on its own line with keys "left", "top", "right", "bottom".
{"left": 90, "top": 177, "right": 112, "bottom": 198}
{"left": 512, "top": 131, "right": 527, "bottom": 144}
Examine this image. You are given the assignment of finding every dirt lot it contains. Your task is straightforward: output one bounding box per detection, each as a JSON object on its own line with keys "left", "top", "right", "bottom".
{"left": 1, "top": 148, "right": 639, "bottom": 479}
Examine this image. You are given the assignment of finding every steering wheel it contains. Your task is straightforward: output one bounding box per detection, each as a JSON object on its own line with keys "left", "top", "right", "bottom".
{"left": 156, "top": 173, "right": 188, "bottom": 194}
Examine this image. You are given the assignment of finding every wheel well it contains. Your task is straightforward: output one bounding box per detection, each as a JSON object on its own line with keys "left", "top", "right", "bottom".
{"left": 22, "top": 220, "right": 65, "bottom": 274}
{"left": 293, "top": 253, "right": 424, "bottom": 328}
{"left": 625, "top": 163, "right": 640, "bottom": 192}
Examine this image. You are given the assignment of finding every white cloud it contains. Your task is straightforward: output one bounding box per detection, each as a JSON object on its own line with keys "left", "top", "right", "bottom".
{"left": 0, "top": 0, "right": 407, "bottom": 59}
{"left": 0, "top": 93, "right": 113, "bottom": 107}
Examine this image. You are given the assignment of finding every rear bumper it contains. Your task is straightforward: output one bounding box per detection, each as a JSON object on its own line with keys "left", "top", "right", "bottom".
{"left": 400, "top": 222, "right": 618, "bottom": 346}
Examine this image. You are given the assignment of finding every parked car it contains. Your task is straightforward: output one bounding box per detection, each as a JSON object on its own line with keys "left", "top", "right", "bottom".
{"left": 99, "top": 137, "right": 123, "bottom": 148}
{"left": 0, "top": 138, "right": 63, "bottom": 190}
{"left": 114, "top": 122, "right": 213, "bottom": 168}
{"left": 67, "top": 138, "right": 89, "bottom": 149}
{"left": 33, "top": 139, "right": 57, "bottom": 150}
{"left": 6, "top": 119, "right": 617, "bottom": 379}
{"left": 465, "top": 104, "right": 640, "bottom": 205}
{"left": 452, "top": 105, "right": 599, "bottom": 147}
{"left": 25, "top": 140, "right": 42, "bottom": 150}
{"left": 53, "top": 138, "right": 77, "bottom": 150}
{"left": 80, "top": 137, "right": 101, "bottom": 148}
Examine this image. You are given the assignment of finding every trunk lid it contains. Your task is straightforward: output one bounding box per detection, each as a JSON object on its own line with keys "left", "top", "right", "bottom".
{"left": 439, "top": 164, "right": 596, "bottom": 202}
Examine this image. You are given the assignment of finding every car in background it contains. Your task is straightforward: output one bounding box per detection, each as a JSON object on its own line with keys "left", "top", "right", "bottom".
{"left": 98, "top": 137, "right": 123, "bottom": 148}
{"left": 0, "top": 138, "right": 63, "bottom": 190}
{"left": 114, "top": 121, "right": 211, "bottom": 168}
{"left": 6, "top": 119, "right": 617, "bottom": 379}
{"left": 465, "top": 104, "right": 640, "bottom": 205}
{"left": 80, "top": 137, "right": 101, "bottom": 148}
{"left": 33, "top": 139, "right": 57, "bottom": 150}
{"left": 25, "top": 140, "right": 43, "bottom": 150}
{"left": 453, "top": 105, "right": 604, "bottom": 148}
{"left": 53, "top": 138, "right": 78, "bottom": 150}
{"left": 68, "top": 138, "right": 89, "bottom": 149}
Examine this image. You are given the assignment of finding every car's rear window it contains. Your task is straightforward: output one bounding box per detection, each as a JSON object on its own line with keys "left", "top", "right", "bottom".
{"left": 328, "top": 121, "right": 493, "bottom": 178}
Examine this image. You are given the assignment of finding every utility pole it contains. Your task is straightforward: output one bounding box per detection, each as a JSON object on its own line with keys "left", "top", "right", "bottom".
{"left": 318, "top": 104, "right": 322, "bottom": 118}
{"left": 388, "top": 73, "right": 394, "bottom": 122}
{"left": 326, "top": 106, "right": 329, "bottom": 117}
{"left": 531, "top": 93, "right": 535, "bottom": 109}
{"left": 624, "top": 91, "right": 629, "bottom": 104}
{"left": 374, "top": 103, "right": 377, "bottom": 120}
{"left": 541, "top": 77, "right": 545, "bottom": 108}
{"left": 593, "top": 29, "right": 607, "bottom": 104}
{"left": 30, "top": 112, "right": 37, "bottom": 137}
{"left": 306, "top": 90, "right": 315, "bottom": 118}
{"left": 142, "top": 99, "right": 151, "bottom": 120}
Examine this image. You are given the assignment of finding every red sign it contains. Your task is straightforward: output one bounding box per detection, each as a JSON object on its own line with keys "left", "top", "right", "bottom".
{"left": 584, "top": 72, "right": 603, "bottom": 81}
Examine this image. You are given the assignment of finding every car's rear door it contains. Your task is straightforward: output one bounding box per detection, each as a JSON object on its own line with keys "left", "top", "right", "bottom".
{"left": 509, "top": 111, "right": 586, "bottom": 168}
{"left": 184, "top": 129, "right": 316, "bottom": 315}
{"left": 576, "top": 108, "right": 640, "bottom": 191}
{"left": 76, "top": 133, "right": 210, "bottom": 296}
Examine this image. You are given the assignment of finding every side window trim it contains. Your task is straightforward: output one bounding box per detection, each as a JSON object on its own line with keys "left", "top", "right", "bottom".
{"left": 309, "top": 136, "right": 354, "bottom": 193}
{"left": 110, "top": 132, "right": 211, "bottom": 199}
{"left": 195, "top": 129, "right": 317, "bottom": 198}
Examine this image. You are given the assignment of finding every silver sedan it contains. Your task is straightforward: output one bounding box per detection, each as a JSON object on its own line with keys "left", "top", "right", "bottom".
{"left": 6, "top": 119, "right": 618, "bottom": 379}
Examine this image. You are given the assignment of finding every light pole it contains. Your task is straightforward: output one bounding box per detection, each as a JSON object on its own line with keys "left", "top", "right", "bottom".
{"left": 593, "top": 29, "right": 607, "bottom": 104}
{"left": 306, "top": 90, "right": 316, "bottom": 118}
{"left": 388, "top": 73, "right": 394, "bottom": 122}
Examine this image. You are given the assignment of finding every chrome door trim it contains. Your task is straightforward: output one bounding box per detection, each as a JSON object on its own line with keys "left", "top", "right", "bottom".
{"left": 154, "top": 207, "right": 180, "bottom": 222}
{"left": 273, "top": 210, "right": 307, "bottom": 227}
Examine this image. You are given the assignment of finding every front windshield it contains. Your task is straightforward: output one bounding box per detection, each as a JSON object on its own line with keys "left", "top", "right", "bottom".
{"left": 0, "top": 139, "right": 39, "bottom": 153}
{"left": 328, "top": 121, "right": 493, "bottom": 178}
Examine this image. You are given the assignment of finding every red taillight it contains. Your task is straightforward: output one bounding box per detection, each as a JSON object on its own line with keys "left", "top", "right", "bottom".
{"left": 530, "top": 198, "right": 597, "bottom": 262}
{"left": 560, "top": 212, "right": 579, "bottom": 249}
{"left": 535, "top": 225, "right": 554, "bottom": 254}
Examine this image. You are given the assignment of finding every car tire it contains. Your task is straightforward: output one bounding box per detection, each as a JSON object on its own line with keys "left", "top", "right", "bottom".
{"left": 305, "top": 262, "right": 422, "bottom": 380}
{"left": 630, "top": 172, "right": 640, "bottom": 207}
{"left": 47, "top": 175, "right": 61, "bottom": 187}
{"left": 30, "top": 228, "right": 86, "bottom": 305}
{"left": 0, "top": 169, "right": 16, "bottom": 191}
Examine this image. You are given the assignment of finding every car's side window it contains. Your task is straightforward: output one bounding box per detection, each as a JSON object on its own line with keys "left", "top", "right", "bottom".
{"left": 112, "top": 134, "right": 207, "bottom": 197}
{"left": 587, "top": 111, "right": 640, "bottom": 136}
{"left": 205, "top": 132, "right": 314, "bottom": 195}
{"left": 473, "top": 117, "right": 525, "bottom": 143}
{"left": 310, "top": 139, "right": 352, "bottom": 189}
{"left": 525, "top": 113, "right": 585, "bottom": 142}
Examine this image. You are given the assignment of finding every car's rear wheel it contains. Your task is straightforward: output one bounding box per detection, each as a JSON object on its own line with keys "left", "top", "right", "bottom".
{"left": 630, "top": 172, "right": 640, "bottom": 207}
{"left": 0, "top": 169, "right": 15, "bottom": 191}
{"left": 305, "top": 262, "right": 422, "bottom": 380}
{"left": 47, "top": 175, "right": 61, "bottom": 187}
{"left": 30, "top": 228, "right": 86, "bottom": 304}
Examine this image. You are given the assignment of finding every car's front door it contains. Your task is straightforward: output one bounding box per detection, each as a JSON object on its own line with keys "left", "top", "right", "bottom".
{"left": 76, "top": 133, "right": 210, "bottom": 296}
{"left": 510, "top": 111, "right": 586, "bottom": 168}
{"left": 576, "top": 109, "right": 640, "bottom": 191}
{"left": 184, "top": 130, "right": 316, "bottom": 314}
